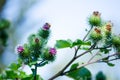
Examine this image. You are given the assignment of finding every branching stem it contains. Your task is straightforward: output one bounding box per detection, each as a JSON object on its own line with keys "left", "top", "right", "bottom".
{"left": 49, "top": 27, "right": 93, "bottom": 80}
{"left": 62, "top": 53, "right": 118, "bottom": 75}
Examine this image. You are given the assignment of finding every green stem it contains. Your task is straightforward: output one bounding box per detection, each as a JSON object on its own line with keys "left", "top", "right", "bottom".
{"left": 74, "top": 27, "right": 93, "bottom": 57}
{"left": 34, "top": 64, "right": 37, "bottom": 80}
{"left": 83, "top": 27, "right": 93, "bottom": 41}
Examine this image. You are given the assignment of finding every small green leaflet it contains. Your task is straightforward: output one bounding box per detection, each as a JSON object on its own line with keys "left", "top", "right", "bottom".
{"left": 107, "top": 62, "right": 115, "bottom": 67}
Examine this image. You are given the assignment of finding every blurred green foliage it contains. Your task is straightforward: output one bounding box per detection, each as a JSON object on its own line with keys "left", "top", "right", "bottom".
{"left": 0, "top": 19, "right": 10, "bottom": 54}
{"left": 0, "top": 0, "right": 6, "bottom": 12}
{"left": 96, "top": 71, "right": 106, "bottom": 80}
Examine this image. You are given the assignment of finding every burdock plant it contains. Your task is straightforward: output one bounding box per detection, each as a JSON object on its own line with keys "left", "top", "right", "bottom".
{"left": 48, "top": 11, "right": 120, "bottom": 80}
{"left": 2, "top": 11, "right": 119, "bottom": 80}
{"left": 17, "top": 23, "right": 57, "bottom": 80}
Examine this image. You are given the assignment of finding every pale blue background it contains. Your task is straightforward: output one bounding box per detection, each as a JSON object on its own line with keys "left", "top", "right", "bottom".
{"left": 1, "top": 0, "right": 120, "bottom": 80}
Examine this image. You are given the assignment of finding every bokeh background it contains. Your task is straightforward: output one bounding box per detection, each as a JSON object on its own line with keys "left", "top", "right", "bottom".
{"left": 0, "top": 0, "right": 120, "bottom": 80}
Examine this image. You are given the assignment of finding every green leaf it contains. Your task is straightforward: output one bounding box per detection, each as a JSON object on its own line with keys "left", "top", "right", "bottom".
{"left": 18, "top": 71, "right": 28, "bottom": 78}
{"left": 36, "top": 75, "right": 43, "bottom": 80}
{"left": 66, "top": 63, "right": 92, "bottom": 80}
{"left": 107, "top": 62, "right": 115, "bottom": 67}
{"left": 21, "top": 74, "right": 43, "bottom": 80}
{"left": 70, "top": 63, "right": 79, "bottom": 70}
{"left": 55, "top": 39, "right": 72, "bottom": 48}
{"left": 96, "top": 71, "right": 106, "bottom": 80}
{"left": 55, "top": 39, "right": 91, "bottom": 49}
{"left": 80, "top": 47, "right": 90, "bottom": 50}
{"left": 67, "top": 39, "right": 73, "bottom": 46}
{"left": 21, "top": 74, "right": 33, "bottom": 80}
{"left": 8, "top": 63, "right": 20, "bottom": 70}
{"left": 6, "top": 70, "right": 18, "bottom": 79}
{"left": 72, "top": 39, "right": 91, "bottom": 47}
{"left": 100, "top": 48, "right": 111, "bottom": 54}
{"left": 72, "top": 39, "right": 83, "bottom": 47}
{"left": 102, "top": 57, "right": 109, "bottom": 61}
{"left": 17, "top": 58, "right": 22, "bottom": 66}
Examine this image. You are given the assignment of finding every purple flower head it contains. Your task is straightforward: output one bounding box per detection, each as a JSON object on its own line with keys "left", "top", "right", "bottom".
{"left": 17, "top": 46, "right": 24, "bottom": 53}
{"left": 42, "top": 23, "right": 51, "bottom": 30}
{"left": 49, "top": 48, "right": 57, "bottom": 55}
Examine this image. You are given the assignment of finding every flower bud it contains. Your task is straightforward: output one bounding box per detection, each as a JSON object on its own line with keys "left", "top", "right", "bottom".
{"left": 17, "top": 44, "right": 31, "bottom": 58}
{"left": 28, "top": 34, "right": 42, "bottom": 48}
{"left": 34, "top": 37, "right": 41, "bottom": 46}
{"left": 88, "top": 11, "right": 101, "bottom": 26}
{"left": 89, "top": 28, "right": 102, "bottom": 41}
{"left": 112, "top": 35, "right": 120, "bottom": 47}
{"left": 94, "top": 28, "right": 101, "bottom": 34}
{"left": 42, "top": 23, "right": 51, "bottom": 30}
{"left": 112, "top": 35, "right": 120, "bottom": 57}
{"left": 102, "top": 21, "right": 113, "bottom": 36}
{"left": 42, "top": 48, "right": 56, "bottom": 61}
{"left": 38, "top": 23, "right": 51, "bottom": 39}
{"left": 49, "top": 48, "right": 57, "bottom": 55}
{"left": 106, "top": 23, "right": 112, "bottom": 32}
{"left": 35, "top": 38, "right": 39, "bottom": 43}
{"left": 17, "top": 46, "right": 24, "bottom": 53}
